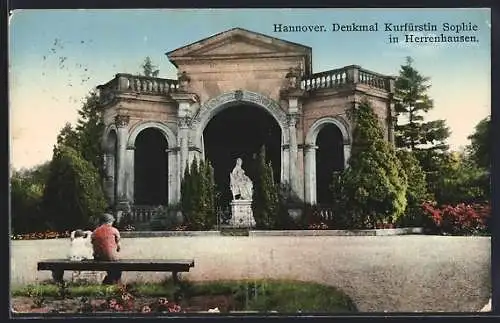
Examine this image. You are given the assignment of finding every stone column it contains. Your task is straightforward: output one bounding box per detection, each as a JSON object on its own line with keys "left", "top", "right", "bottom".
{"left": 343, "top": 144, "right": 351, "bottom": 169}
{"left": 342, "top": 99, "right": 358, "bottom": 170}
{"left": 171, "top": 93, "right": 198, "bottom": 182}
{"left": 178, "top": 117, "right": 190, "bottom": 177}
{"left": 304, "top": 144, "right": 318, "bottom": 204}
{"left": 167, "top": 147, "right": 179, "bottom": 204}
{"left": 115, "top": 115, "right": 130, "bottom": 208}
{"left": 103, "top": 153, "right": 116, "bottom": 205}
{"left": 280, "top": 68, "right": 306, "bottom": 193}
{"left": 287, "top": 113, "right": 300, "bottom": 197}
{"left": 125, "top": 147, "right": 135, "bottom": 203}
{"left": 282, "top": 145, "right": 290, "bottom": 185}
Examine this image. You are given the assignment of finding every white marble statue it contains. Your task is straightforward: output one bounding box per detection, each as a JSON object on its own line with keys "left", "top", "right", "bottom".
{"left": 230, "top": 158, "right": 253, "bottom": 200}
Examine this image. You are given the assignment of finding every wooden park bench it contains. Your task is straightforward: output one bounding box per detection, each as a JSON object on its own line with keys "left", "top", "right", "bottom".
{"left": 37, "top": 259, "right": 195, "bottom": 285}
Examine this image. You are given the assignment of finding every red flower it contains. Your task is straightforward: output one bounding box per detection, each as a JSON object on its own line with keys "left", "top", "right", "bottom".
{"left": 121, "top": 293, "right": 133, "bottom": 301}
{"left": 108, "top": 299, "right": 118, "bottom": 308}
{"left": 168, "top": 304, "right": 182, "bottom": 312}
{"left": 423, "top": 202, "right": 491, "bottom": 235}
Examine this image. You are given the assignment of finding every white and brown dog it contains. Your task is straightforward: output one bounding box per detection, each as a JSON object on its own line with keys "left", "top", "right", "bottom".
{"left": 68, "top": 229, "right": 94, "bottom": 261}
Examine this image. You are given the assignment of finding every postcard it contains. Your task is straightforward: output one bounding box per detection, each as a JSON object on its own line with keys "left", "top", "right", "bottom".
{"left": 9, "top": 8, "right": 492, "bottom": 316}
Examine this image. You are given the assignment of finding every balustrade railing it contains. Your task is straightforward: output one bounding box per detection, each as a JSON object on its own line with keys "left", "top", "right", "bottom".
{"left": 303, "top": 204, "right": 336, "bottom": 229}
{"left": 301, "top": 65, "right": 392, "bottom": 92}
{"left": 123, "top": 203, "right": 339, "bottom": 230}
{"left": 97, "top": 74, "right": 179, "bottom": 102}
{"left": 129, "top": 205, "right": 160, "bottom": 224}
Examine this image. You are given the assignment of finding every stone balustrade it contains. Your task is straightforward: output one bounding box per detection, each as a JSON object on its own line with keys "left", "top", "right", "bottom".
{"left": 129, "top": 205, "right": 159, "bottom": 224}
{"left": 97, "top": 74, "right": 179, "bottom": 103}
{"left": 301, "top": 65, "right": 392, "bottom": 92}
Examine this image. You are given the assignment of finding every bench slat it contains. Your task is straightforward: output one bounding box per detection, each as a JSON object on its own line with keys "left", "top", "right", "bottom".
{"left": 37, "top": 259, "right": 194, "bottom": 272}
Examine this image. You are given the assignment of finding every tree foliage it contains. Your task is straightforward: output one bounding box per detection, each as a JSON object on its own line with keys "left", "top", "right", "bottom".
{"left": 467, "top": 116, "right": 490, "bottom": 171}
{"left": 42, "top": 145, "right": 107, "bottom": 231}
{"left": 180, "top": 158, "right": 216, "bottom": 230}
{"left": 252, "top": 146, "right": 280, "bottom": 229}
{"left": 394, "top": 57, "right": 454, "bottom": 204}
{"left": 394, "top": 57, "right": 450, "bottom": 152}
{"left": 56, "top": 91, "right": 105, "bottom": 179}
{"left": 331, "top": 100, "right": 408, "bottom": 228}
{"left": 431, "top": 151, "right": 489, "bottom": 205}
{"left": 10, "top": 163, "right": 51, "bottom": 234}
{"left": 395, "top": 150, "right": 433, "bottom": 227}
{"left": 140, "top": 56, "right": 160, "bottom": 77}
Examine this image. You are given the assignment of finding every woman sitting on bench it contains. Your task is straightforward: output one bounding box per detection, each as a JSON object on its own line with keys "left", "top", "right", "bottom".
{"left": 91, "top": 213, "right": 122, "bottom": 284}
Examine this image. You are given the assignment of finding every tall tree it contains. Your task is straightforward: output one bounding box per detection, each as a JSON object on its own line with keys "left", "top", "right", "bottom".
{"left": 56, "top": 122, "right": 79, "bottom": 149}
{"left": 203, "top": 160, "right": 216, "bottom": 226}
{"left": 395, "top": 57, "right": 452, "bottom": 201}
{"left": 74, "top": 91, "right": 105, "bottom": 175}
{"left": 42, "top": 145, "right": 107, "bottom": 231}
{"left": 180, "top": 158, "right": 216, "bottom": 230}
{"left": 140, "top": 56, "right": 160, "bottom": 77}
{"left": 252, "top": 146, "right": 280, "bottom": 229}
{"left": 56, "top": 91, "right": 105, "bottom": 179}
{"left": 331, "top": 100, "right": 408, "bottom": 229}
{"left": 394, "top": 57, "right": 450, "bottom": 152}
{"left": 467, "top": 116, "right": 490, "bottom": 171}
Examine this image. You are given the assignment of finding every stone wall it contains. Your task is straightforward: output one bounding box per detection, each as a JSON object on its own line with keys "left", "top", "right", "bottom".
{"left": 180, "top": 57, "right": 303, "bottom": 111}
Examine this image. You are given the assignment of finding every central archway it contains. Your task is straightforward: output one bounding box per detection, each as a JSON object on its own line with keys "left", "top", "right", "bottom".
{"left": 190, "top": 90, "right": 289, "bottom": 191}
{"left": 203, "top": 104, "right": 282, "bottom": 205}
{"left": 189, "top": 90, "right": 289, "bottom": 206}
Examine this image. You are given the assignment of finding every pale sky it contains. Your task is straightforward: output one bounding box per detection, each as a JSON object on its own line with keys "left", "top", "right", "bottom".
{"left": 9, "top": 8, "right": 491, "bottom": 170}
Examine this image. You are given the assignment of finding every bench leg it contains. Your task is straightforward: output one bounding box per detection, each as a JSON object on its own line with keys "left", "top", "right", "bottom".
{"left": 172, "top": 272, "right": 180, "bottom": 284}
{"left": 51, "top": 270, "right": 64, "bottom": 283}
{"left": 103, "top": 270, "right": 122, "bottom": 285}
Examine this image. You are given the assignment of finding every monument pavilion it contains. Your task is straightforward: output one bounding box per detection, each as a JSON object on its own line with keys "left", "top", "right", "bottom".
{"left": 96, "top": 27, "right": 396, "bottom": 211}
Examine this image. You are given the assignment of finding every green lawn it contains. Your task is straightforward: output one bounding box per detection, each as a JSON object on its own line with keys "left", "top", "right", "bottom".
{"left": 11, "top": 278, "right": 358, "bottom": 313}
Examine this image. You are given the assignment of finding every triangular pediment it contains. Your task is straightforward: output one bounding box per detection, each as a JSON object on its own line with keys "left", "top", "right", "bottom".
{"left": 167, "top": 28, "right": 312, "bottom": 62}
{"left": 187, "top": 37, "right": 281, "bottom": 56}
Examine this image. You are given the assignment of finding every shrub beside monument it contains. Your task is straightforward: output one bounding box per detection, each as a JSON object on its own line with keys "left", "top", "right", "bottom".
{"left": 180, "top": 158, "right": 216, "bottom": 230}
{"left": 330, "top": 100, "right": 408, "bottom": 229}
{"left": 252, "top": 147, "right": 279, "bottom": 229}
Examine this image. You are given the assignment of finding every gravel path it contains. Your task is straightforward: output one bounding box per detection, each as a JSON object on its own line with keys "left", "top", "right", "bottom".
{"left": 10, "top": 235, "right": 491, "bottom": 312}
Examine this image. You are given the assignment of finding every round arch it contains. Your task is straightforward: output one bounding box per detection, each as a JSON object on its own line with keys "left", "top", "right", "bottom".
{"left": 125, "top": 121, "right": 178, "bottom": 205}
{"left": 190, "top": 90, "right": 288, "bottom": 146}
{"left": 304, "top": 115, "right": 352, "bottom": 205}
{"left": 305, "top": 116, "right": 351, "bottom": 146}
{"left": 189, "top": 90, "right": 289, "bottom": 183}
{"left": 127, "top": 121, "right": 177, "bottom": 149}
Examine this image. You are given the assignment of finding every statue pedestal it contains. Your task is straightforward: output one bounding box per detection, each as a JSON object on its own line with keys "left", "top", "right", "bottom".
{"left": 230, "top": 200, "right": 256, "bottom": 228}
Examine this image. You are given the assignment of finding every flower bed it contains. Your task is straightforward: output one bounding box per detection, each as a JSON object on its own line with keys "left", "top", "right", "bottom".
{"left": 422, "top": 202, "right": 491, "bottom": 235}
{"left": 11, "top": 231, "right": 72, "bottom": 241}
{"left": 11, "top": 279, "right": 358, "bottom": 314}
